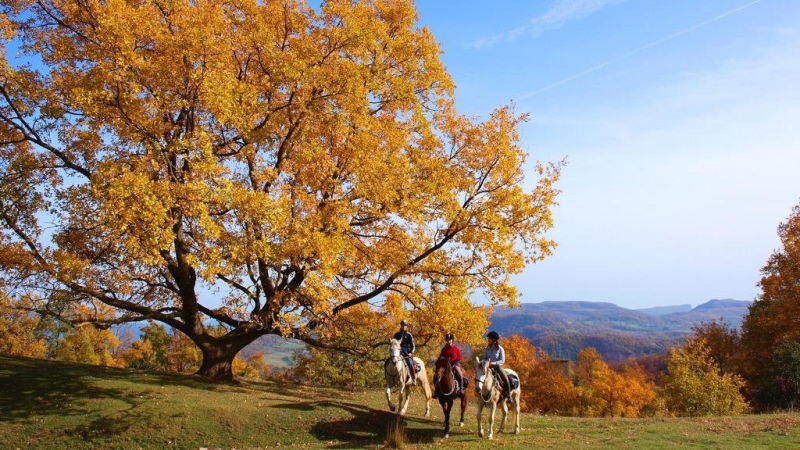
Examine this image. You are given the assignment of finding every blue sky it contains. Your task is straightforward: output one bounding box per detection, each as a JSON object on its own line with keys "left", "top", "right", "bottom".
{"left": 415, "top": 0, "right": 800, "bottom": 309}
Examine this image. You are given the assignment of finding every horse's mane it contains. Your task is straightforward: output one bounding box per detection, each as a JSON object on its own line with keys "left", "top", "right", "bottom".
{"left": 435, "top": 356, "right": 452, "bottom": 373}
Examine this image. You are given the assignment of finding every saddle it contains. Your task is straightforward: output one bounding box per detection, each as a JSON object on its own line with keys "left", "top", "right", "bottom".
{"left": 384, "top": 356, "right": 420, "bottom": 373}
{"left": 454, "top": 365, "right": 469, "bottom": 389}
{"left": 490, "top": 368, "right": 518, "bottom": 398}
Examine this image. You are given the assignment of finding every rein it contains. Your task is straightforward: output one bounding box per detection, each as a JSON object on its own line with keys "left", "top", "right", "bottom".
{"left": 435, "top": 363, "right": 459, "bottom": 397}
{"left": 476, "top": 365, "right": 501, "bottom": 403}
{"left": 386, "top": 348, "right": 411, "bottom": 387}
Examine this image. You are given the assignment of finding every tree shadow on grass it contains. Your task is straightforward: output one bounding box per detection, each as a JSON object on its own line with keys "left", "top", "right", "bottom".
{"left": 272, "top": 399, "right": 443, "bottom": 448}
{"left": 0, "top": 355, "right": 235, "bottom": 423}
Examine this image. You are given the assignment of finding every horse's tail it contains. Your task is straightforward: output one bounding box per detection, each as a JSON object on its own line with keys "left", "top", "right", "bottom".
{"left": 414, "top": 358, "right": 432, "bottom": 401}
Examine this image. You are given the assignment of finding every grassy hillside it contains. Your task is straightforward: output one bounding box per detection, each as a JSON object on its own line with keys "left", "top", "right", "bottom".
{"left": 2, "top": 355, "right": 799, "bottom": 449}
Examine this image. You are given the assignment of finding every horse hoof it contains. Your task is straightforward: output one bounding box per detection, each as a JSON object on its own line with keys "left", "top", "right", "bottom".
{"left": 515, "top": 429, "right": 520, "bottom": 435}
{"left": 443, "top": 433, "right": 449, "bottom": 439}
{"left": 459, "top": 422, "right": 464, "bottom": 427}
{"left": 488, "top": 435, "right": 494, "bottom": 440}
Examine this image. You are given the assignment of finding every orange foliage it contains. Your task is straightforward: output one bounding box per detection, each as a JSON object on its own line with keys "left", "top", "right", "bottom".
{"left": 573, "top": 347, "right": 655, "bottom": 417}
{"left": 500, "top": 334, "right": 539, "bottom": 411}
{"left": 526, "top": 353, "right": 580, "bottom": 415}
{"left": 0, "top": 293, "right": 47, "bottom": 358}
{"left": 740, "top": 200, "right": 800, "bottom": 406}
{"left": 0, "top": 0, "right": 561, "bottom": 381}
{"left": 166, "top": 332, "right": 202, "bottom": 373}
{"left": 54, "top": 304, "right": 121, "bottom": 367}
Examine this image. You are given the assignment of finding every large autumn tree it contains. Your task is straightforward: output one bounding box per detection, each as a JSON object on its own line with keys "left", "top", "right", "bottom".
{"left": 740, "top": 200, "right": 800, "bottom": 407}
{"left": 0, "top": 0, "right": 561, "bottom": 380}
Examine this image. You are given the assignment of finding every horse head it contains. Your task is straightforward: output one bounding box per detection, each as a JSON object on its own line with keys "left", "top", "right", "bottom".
{"left": 388, "top": 338, "right": 402, "bottom": 361}
{"left": 435, "top": 356, "right": 457, "bottom": 397}
{"left": 435, "top": 356, "right": 452, "bottom": 376}
{"left": 474, "top": 357, "right": 494, "bottom": 397}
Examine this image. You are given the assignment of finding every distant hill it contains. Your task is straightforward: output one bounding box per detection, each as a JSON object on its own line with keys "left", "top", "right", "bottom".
{"left": 113, "top": 299, "right": 752, "bottom": 368}
{"left": 240, "top": 334, "right": 306, "bottom": 370}
{"left": 637, "top": 304, "right": 692, "bottom": 316}
{"left": 490, "top": 299, "right": 752, "bottom": 362}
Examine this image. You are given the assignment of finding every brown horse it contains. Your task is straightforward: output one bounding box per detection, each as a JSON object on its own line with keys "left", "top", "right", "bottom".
{"left": 433, "top": 356, "right": 467, "bottom": 438}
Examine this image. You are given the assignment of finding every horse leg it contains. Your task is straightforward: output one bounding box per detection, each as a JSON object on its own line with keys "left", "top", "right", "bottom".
{"left": 442, "top": 399, "right": 451, "bottom": 438}
{"left": 399, "top": 386, "right": 410, "bottom": 415}
{"left": 488, "top": 400, "right": 497, "bottom": 440}
{"left": 513, "top": 391, "right": 521, "bottom": 434}
{"left": 499, "top": 397, "right": 509, "bottom": 434}
{"left": 476, "top": 401, "right": 484, "bottom": 438}
{"left": 386, "top": 385, "right": 396, "bottom": 412}
{"left": 420, "top": 375, "right": 431, "bottom": 417}
{"left": 459, "top": 394, "right": 466, "bottom": 427}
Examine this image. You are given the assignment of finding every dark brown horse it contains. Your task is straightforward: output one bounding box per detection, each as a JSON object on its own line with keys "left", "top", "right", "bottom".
{"left": 433, "top": 356, "right": 467, "bottom": 438}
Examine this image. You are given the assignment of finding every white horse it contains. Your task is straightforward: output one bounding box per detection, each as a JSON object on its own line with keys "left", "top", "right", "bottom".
{"left": 474, "top": 357, "right": 521, "bottom": 439}
{"left": 384, "top": 338, "right": 431, "bottom": 417}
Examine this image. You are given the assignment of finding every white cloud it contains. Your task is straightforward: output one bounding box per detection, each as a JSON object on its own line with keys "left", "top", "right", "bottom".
{"left": 530, "top": 0, "right": 626, "bottom": 35}
{"left": 470, "top": 0, "right": 625, "bottom": 49}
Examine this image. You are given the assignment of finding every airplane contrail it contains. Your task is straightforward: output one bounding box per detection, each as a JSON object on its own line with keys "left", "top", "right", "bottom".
{"left": 516, "top": 0, "right": 765, "bottom": 100}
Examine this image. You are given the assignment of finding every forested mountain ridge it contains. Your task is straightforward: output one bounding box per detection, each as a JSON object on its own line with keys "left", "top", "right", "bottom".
{"left": 239, "top": 299, "right": 751, "bottom": 368}
{"left": 489, "top": 299, "right": 751, "bottom": 361}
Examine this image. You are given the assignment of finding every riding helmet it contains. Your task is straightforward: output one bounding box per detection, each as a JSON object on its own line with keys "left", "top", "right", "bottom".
{"left": 445, "top": 333, "right": 455, "bottom": 341}
{"left": 486, "top": 330, "right": 500, "bottom": 340}
{"left": 400, "top": 320, "right": 408, "bottom": 326}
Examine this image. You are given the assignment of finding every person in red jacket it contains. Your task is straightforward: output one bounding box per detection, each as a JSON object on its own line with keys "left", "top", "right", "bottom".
{"left": 433, "top": 333, "right": 467, "bottom": 398}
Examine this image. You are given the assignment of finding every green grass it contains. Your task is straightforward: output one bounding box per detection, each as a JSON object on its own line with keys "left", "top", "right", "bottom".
{"left": 2, "top": 355, "right": 800, "bottom": 449}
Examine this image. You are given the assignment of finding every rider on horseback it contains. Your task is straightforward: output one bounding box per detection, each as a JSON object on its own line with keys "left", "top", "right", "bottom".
{"left": 393, "top": 320, "right": 417, "bottom": 384}
{"left": 433, "top": 333, "right": 467, "bottom": 398}
{"left": 482, "top": 331, "right": 511, "bottom": 399}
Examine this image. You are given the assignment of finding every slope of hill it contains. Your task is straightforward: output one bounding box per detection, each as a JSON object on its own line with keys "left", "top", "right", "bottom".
{"left": 637, "top": 304, "right": 692, "bottom": 316}
{"left": 111, "top": 300, "right": 752, "bottom": 367}
{"left": 239, "top": 333, "right": 306, "bottom": 370}
{"left": 2, "top": 355, "right": 799, "bottom": 449}
{"left": 490, "top": 299, "right": 751, "bottom": 362}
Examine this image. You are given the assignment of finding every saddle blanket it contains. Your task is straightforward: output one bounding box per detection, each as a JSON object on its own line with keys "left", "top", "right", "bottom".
{"left": 507, "top": 373, "right": 520, "bottom": 390}
{"left": 383, "top": 357, "right": 421, "bottom": 374}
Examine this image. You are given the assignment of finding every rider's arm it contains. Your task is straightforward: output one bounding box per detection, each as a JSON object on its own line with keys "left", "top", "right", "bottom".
{"left": 408, "top": 333, "right": 415, "bottom": 354}
{"left": 496, "top": 346, "right": 506, "bottom": 366}
{"left": 453, "top": 346, "right": 463, "bottom": 363}
{"left": 482, "top": 347, "right": 491, "bottom": 364}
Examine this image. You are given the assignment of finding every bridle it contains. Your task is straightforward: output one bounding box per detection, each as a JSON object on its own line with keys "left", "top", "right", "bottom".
{"left": 475, "top": 362, "right": 499, "bottom": 403}
{"left": 434, "top": 360, "right": 458, "bottom": 397}
{"left": 387, "top": 346, "right": 410, "bottom": 386}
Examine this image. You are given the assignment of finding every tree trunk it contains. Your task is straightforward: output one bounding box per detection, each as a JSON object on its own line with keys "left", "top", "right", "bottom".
{"left": 196, "top": 340, "right": 246, "bottom": 382}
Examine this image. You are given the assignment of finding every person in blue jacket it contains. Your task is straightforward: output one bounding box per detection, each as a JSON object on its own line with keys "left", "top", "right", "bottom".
{"left": 393, "top": 320, "right": 416, "bottom": 383}
{"left": 481, "top": 330, "right": 510, "bottom": 398}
